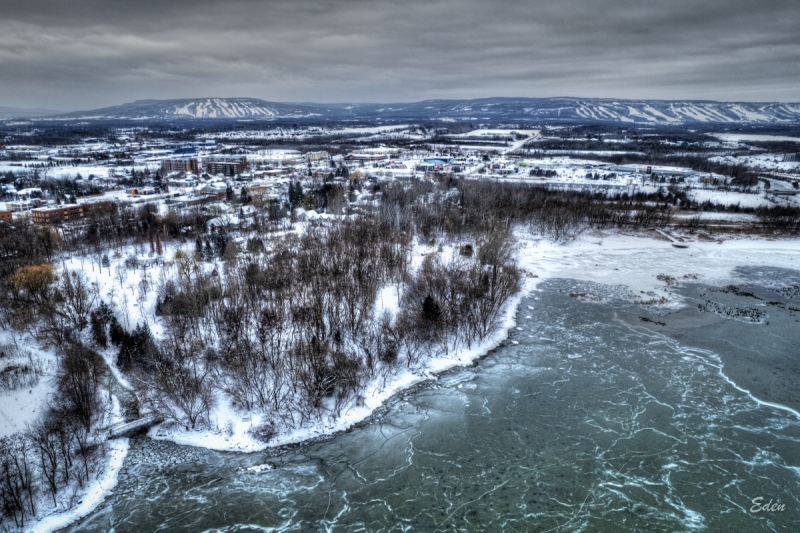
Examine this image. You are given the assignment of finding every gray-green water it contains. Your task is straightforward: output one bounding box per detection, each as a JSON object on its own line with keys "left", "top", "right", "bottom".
{"left": 66, "top": 268, "right": 800, "bottom": 532}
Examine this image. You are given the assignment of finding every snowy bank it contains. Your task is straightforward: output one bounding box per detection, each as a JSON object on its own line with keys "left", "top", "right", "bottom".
{"left": 147, "top": 271, "right": 536, "bottom": 453}
{"left": 26, "top": 439, "right": 129, "bottom": 533}
{"left": 146, "top": 230, "right": 799, "bottom": 454}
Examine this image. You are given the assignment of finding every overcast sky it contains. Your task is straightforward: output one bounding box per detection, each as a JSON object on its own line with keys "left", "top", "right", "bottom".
{"left": 1, "top": 0, "right": 799, "bottom": 111}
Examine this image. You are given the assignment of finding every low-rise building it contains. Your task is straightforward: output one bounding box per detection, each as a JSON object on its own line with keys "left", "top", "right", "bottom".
{"left": 305, "top": 151, "right": 329, "bottom": 162}
{"left": 31, "top": 200, "right": 113, "bottom": 224}
{"left": 0, "top": 211, "right": 12, "bottom": 224}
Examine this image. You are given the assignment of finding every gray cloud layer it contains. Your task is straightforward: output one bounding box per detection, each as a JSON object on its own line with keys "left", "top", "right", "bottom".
{"left": 1, "top": 0, "right": 799, "bottom": 110}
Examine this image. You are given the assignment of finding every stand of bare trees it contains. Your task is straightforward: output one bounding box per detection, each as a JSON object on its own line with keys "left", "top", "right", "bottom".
{"left": 8, "top": 177, "right": 673, "bottom": 437}
{"left": 756, "top": 205, "right": 800, "bottom": 234}
{"left": 118, "top": 181, "right": 529, "bottom": 433}
{"left": 0, "top": 344, "right": 109, "bottom": 530}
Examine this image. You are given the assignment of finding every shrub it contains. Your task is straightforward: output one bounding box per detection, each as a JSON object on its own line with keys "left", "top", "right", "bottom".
{"left": 250, "top": 421, "right": 277, "bottom": 444}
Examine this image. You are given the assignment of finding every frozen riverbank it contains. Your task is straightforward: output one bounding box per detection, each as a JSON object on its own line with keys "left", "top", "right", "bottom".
{"left": 147, "top": 229, "right": 800, "bottom": 453}
{"left": 60, "top": 246, "right": 800, "bottom": 532}
{"left": 31, "top": 229, "right": 800, "bottom": 532}
{"left": 21, "top": 440, "right": 128, "bottom": 533}
{"left": 146, "top": 262, "right": 538, "bottom": 453}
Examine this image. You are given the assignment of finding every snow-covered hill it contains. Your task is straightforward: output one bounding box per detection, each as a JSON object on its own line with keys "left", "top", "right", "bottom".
{"left": 395, "top": 98, "right": 800, "bottom": 125}
{"left": 42, "top": 97, "right": 800, "bottom": 125}
{"left": 166, "top": 98, "right": 281, "bottom": 119}
{"left": 50, "top": 98, "right": 323, "bottom": 120}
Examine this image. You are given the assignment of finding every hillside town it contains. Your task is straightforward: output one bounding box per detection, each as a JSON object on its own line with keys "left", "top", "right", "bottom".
{"left": 2, "top": 125, "right": 798, "bottom": 234}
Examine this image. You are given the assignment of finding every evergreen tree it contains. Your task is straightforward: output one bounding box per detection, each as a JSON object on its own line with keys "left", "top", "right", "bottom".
{"left": 204, "top": 240, "right": 214, "bottom": 261}
{"left": 289, "top": 181, "right": 304, "bottom": 209}
{"left": 101, "top": 254, "right": 110, "bottom": 268}
{"left": 89, "top": 310, "right": 107, "bottom": 347}
{"left": 97, "top": 300, "right": 114, "bottom": 322}
{"left": 222, "top": 241, "right": 238, "bottom": 262}
{"left": 117, "top": 322, "right": 157, "bottom": 371}
{"left": 422, "top": 295, "right": 441, "bottom": 324}
{"left": 109, "top": 316, "right": 128, "bottom": 347}
{"left": 212, "top": 230, "right": 229, "bottom": 258}
{"left": 131, "top": 322, "right": 153, "bottom": 356}
{"left": 195, "top": 237, "right": 203, "bottom": 258}
{"left": 226, "top": 184, "right": 233, "bottom": 202}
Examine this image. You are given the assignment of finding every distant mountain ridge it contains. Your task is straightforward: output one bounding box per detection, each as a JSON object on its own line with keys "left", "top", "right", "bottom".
{"left": 30, "top": 97, "right": 800, "bottom": 125}
{"left": 0, "top": 106, "right": 62, "bottom": 120}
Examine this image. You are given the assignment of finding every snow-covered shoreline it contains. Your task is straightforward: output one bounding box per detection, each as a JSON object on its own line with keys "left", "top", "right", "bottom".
{"left": 25, "top": 439, "right": 129, "bottom": 533}
{"left": 146, "top": 257, "right": 541, "bottom": 453}
{"left": 17, "top": 229, "right": 800, "bottom": 533}
{"left": 147, "top": 229, "right": 800, "bottom": 454}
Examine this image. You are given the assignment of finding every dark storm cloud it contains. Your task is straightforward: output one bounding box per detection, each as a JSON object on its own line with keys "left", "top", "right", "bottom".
{"left": 1, "top": 0, "right": 798, "bottom": 110}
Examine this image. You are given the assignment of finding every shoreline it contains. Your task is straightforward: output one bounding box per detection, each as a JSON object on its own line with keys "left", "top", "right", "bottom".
{"left": 34, "top": 229, "right": 800, "bottom": 532}
{"left": 129, "top": 229, "right": 800, "bottom": 456}
{"left": 145, "top": 263, "right": 541, "bottom": 454}
{"left": 26, "top": 439, "right": 129, "bottom": 533}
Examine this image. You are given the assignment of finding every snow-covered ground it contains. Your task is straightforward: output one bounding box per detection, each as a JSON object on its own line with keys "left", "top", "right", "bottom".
{"left": 42, "top": 165, "right": 112, "bottom": 180}
{"left": 1, "top": 330, "right": 129, "bottom": 533}
{"left": 708, "top": 133, "right": 800, "bottom": 144}
{"left": 0, "top": 334, "right": 56, "bottom": 438}
{"left": 673, "top": 211, "right": 757, "bottom": 223}
{"left": 686, "top": 188, "right": 772, "bottom": 208}
{"left": 710, "top": 153, "right": 800, "bottom": 173}
{"left": 448, "top": 129, "right": 539, "bottom": 138}
{"left": 197, "top": 124, "right": 414, "bottom": 141}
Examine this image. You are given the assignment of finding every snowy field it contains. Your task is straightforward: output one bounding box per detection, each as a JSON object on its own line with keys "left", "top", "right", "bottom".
{"left": 686, "top": 188, "right": 772, "bottom": 208}
{"left": 448, "top": 129, "right": 539, "bottom": 138}
{"left": 197, "top": 124, "right": 413, "bottom": 141}
{"left": 43, "top": 165, "right": 112, "bottom": 180}
{"left": 710, "top": 153, "right": 800, "bottom": 173}
{"left": 709, "top": 133, "right": 800, "bottom": 144}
